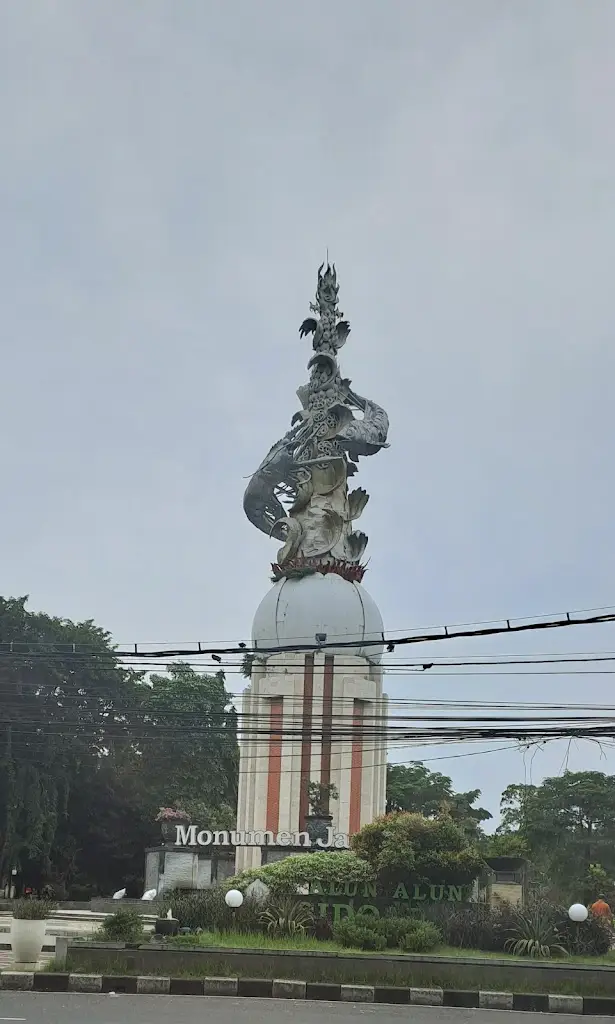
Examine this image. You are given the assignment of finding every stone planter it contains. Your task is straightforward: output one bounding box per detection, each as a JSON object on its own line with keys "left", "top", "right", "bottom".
{"left": 10, "top": 918, "right": 47, "bottom": 964}
{"left": 305, "top": 814, "right": 333, "bottom": 846}
{"left": 154, "top": 917, "right": 179, "bottom": 937}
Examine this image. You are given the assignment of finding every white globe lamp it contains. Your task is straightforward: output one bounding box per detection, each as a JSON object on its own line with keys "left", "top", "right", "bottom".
{"left": 225, "top": 889, "right": 244, "bottom": 909}
{"left": 568, "top": 903, "right": 588, "bottom": 923}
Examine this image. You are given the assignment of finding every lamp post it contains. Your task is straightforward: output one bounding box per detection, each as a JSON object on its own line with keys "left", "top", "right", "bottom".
{"left": 568, "top": 902, "right": 589, "bottom": 954}
{"left": 225, "top": 888, "right": 244, "bottom": 930}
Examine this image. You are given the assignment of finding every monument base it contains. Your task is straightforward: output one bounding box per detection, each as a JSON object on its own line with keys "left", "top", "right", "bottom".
{"left": 144, "top": 845, "right": 235, "bottom": 894}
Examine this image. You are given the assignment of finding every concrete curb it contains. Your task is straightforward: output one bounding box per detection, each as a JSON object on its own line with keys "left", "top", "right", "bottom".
{"left": 1, "top": 971, "right": 614, "bottom": 1012}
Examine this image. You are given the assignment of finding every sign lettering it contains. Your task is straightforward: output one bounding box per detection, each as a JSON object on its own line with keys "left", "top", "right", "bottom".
{"left": 175, "top": 825, "right": 350, "bottom": 849}
{"left": 302, "top": 879, "right": 472, "bottom": 921}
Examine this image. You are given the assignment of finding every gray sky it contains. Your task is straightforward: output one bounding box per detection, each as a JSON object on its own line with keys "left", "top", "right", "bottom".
{"left": 2, "top": 0, "right": 615, "bottom": 824}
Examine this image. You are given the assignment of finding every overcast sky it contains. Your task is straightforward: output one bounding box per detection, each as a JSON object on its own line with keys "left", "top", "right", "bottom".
{"left": 2, "top": 0, "right": 615, "bottom": 824}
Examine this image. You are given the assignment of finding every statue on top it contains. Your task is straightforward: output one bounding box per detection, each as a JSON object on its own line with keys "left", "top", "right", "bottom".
{"left": 243, "top": 264, "right": 389, "bottom": 582}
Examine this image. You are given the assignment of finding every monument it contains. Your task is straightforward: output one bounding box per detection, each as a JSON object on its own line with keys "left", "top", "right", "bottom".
{"left": 236, "top": 265, "right": 390, "bottom": 871}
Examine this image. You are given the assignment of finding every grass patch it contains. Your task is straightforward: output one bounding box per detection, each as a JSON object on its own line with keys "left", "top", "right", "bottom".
{"left": 437, "top": 945, "right": 615, "bottom": 967}
{"left": 171, "top": 930, "right": 338, "bottom": 951}
{"left": 171, "top": 930, "right": 615, "bottom": 967}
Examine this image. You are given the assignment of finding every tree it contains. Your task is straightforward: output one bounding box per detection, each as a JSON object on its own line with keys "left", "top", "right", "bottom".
{"left": 386, "top": 763, "right": 492, "bottom": 839}
{"left": 307, "top": 781, "right": 338, "bottom": 817}
{"left": 0, "top": 596, "right": 139, "bottom": 887}
{"left": 481, "top": 832, "right": 529, "bottom": 859}
{"left": 133, "top": 662, "right": 239, "bottom": 818}
{"left": 45, "top": 755, "right": 157, "bottom": 898}
{"left": 498, "top": 771, "right": 615, "bottom": 899}
{"left": 350, "top": 811, "right": 484, "bottom": 888}
{"left": 241, "top": 652, "right": 255, "bottom": 678}
{"left": 0, "top": 600, "right": 240, "bottom": 897}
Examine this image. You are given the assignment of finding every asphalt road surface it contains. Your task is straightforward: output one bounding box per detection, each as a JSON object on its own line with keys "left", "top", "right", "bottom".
{"left": 0, "top": 995, "right": 613, "bottom": 1024}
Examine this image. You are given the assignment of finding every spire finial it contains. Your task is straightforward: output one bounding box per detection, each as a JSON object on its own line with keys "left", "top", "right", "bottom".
{"left": 243, "top": 267, "right": 390, "bottom": 582}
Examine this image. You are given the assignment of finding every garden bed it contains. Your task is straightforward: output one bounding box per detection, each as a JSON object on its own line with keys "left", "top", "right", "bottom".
{"left": 58, "top": 938, "right": 615, "bottom": 996}
{"left": 168, "top": 928, "right": 615, "bottom": 965}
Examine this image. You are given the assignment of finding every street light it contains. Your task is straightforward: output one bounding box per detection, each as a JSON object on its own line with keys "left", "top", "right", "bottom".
{"left": 568, "top": 903, "right": 589, "bottom": 923}
{"left": 225, "top": 889, "right": 244, "bottom": 909}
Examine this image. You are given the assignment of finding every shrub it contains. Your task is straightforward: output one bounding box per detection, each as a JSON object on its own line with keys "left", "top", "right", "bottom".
{"left": 400, "top": 921, "right": 442, "bottom": 953}
{"left": 260, "top": 898, "right": 315, "bottom": 936}
{"left": 333, "top": 919, "right": 386, "bottom": 951}
{"left": 504, "top": 906, "right": 567, "bottom": 960}
{"left": 99, "top": 910, "right": 144, "bottom": 944}
{"left": 350, "top": 812, "right": 484, "bottom": 888}
{"left": 359, "top": 928, "right": 387, "bottom": 951}
{"left": 557, "top": 911, "right": 612, "bottom": 957}
{"left": 229, "top": 851, "right": 374, "bottom": 898}
{"left": 11, "top": 899, "right": 57, "bottom": 921}
{"left": 372, "top": 916, "right": 418, "bottom": 948}
{"left": 424, "top": 903, "right": 517, "bottom": 952}
{"left": 313, "top": 916, "right": 333, "bottom": 940}
{"left": 160, "top": 887, "right": 265, "bottom": 934}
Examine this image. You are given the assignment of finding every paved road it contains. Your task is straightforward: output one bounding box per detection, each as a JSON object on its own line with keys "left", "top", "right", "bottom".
{"left": 0, "top": 995, "right": 613, "bottom": 1024}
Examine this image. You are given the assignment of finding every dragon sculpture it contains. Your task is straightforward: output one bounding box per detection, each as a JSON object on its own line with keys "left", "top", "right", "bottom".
{"left": 243, "top": 264, "right": 389, "bottom": 582}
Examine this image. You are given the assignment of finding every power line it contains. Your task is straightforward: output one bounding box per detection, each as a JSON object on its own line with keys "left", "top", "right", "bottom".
{"left": 1, "top": 603, "right": 615, "bottom": 657}
{"left": 6, "top": 653, "right": 615, "bottom": 675}
{"left": 5, "top": 719, "right": 615, "bottom": 740}
{"left": 0, "top": 739, "right": 535, "bottom": 777}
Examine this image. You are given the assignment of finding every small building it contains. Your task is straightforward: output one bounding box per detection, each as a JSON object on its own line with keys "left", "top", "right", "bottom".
{"left": 483, "top": 856, "right": 529, "bottom": 907}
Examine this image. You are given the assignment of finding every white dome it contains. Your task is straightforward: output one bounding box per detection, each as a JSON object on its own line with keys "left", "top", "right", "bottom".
{"left": 252, "top": 573, "right": 384, "bottom": 663}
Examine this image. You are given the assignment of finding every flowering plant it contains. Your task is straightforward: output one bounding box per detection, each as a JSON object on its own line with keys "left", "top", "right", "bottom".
{"left": 155, "top": 807, "right": 189, "bottom": 822}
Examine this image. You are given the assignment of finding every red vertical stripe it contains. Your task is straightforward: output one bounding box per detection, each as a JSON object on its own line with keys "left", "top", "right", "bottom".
{"left": 320, "top": 655, "right": 334, "bottom": 799}
{"left": 265, "top": 698, "right": 283, "bottom": 833}
{"left": 349, "top": 699, "right": 364, "bottom": 835}
{"left": 298, "top": 654, "right": 314, "bottom": 829}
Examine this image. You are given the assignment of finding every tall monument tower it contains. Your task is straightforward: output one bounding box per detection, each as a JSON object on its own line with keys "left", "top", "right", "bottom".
{"left": 235, "top": 266, "right": 390, "bottom": 871}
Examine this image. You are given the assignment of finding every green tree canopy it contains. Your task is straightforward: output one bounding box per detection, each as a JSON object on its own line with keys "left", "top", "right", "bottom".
{"left": 481, "top": 832, "right": 529, "bottom": 859}
{"left": 498, "top": 771, "right": 615, "bottom": 899}
{"left": 386, "top": 762, "right": 492, "bottom": 839}
{"left": 0, "top": 596, "right": 138, "bottom": 883}
{"left": 351, "top": 811, "right": 484, "bottom": 887}
{"left": 134, "top": 662, "right": 238, "bottom": 815}
{"left": 0, "top": 599, "right": 239, "bottom": 897}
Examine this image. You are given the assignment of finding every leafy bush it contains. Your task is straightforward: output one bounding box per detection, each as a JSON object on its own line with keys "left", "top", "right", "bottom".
{"left": 423, "top": 901, "right": 611, "bottom": 959}
{"left": 313, "top": 916, "right": 333, "bottom": 940}
{"left": 160, "top": 887, "right": 265, "bottom": 934}
{"left": 229, "top": 851, "right": 374, "bottom": 897}
{"left": 400, "top": 921, "right": 442, "bottom": 953}
{"left": 372, "top": 916, "right": 418, "bottom": 948}
{"left": 260, "top": 898, "right": 314, "bottom": 936}
{"left": 504, "top": 906, "right": 567, "bottom": 960}
{"left": 159, "top": 888, "right": 227, "bottom": 932}
{"left": 333, "top": 919, "right": 386, "bottom": 951}
{"left": 99, "top": 910, "right": 144, "bottom": 943}
{"left": 424, "top": 903, "right": 517, "bottom": 952}
{"left": 358, "top": 928, "right": 387, "bottom": 951}
{"left": 11, "top": 899, "right": 57, "bottom": 920}
{"left": 334, "top": 913, "right": 433, "bottom": 951}
{"left": 557, "top": 911, "right": 612, "bottom": 956}
{"left": 350, "top": 812, "right": 484, "bottom": 887}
